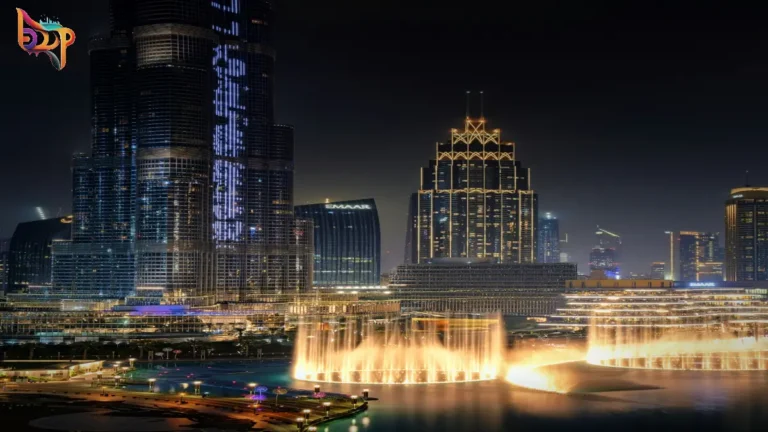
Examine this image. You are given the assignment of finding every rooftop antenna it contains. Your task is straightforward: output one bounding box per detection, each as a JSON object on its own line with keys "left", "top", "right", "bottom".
{"left": 745, "top": 170, "right": 750, "bottom": 187}
{"left": 465, "top": 90, "right": 470, "bottom": 118}
{"left": 479, "top": 90, "right": 484, "bottom": 119}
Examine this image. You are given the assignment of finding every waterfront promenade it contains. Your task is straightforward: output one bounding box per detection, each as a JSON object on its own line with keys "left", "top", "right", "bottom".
{"left": 1, "top": 377, "right": 367, "bottom": 431}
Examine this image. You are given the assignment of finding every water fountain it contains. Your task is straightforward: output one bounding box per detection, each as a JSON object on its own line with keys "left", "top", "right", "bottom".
{"left": 293, "top": 313, "right": 504, "bottom": 384}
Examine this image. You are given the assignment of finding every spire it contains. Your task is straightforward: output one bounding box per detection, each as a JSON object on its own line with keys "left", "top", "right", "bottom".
{"left": 479, "top": 90, "right": 484, "bottom": 119}
{"left": 465, "top": 90, "right": 470, "bottom": 119}
{"left": 745, "top": 170, "right": 750, "bottom": 187}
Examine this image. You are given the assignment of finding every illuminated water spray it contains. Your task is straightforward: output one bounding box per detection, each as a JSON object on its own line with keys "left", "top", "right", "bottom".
{"left": 293, "top": 313, "right": 504, "bottom": 384}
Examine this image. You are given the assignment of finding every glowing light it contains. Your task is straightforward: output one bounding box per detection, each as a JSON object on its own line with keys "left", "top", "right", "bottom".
{"left": 293, "top": 314, "right": 503, "bottom": 384}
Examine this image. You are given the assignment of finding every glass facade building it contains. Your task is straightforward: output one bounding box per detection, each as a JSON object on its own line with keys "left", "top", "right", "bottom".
{"left": 589, "top": 227, "right": 621, "bottom": 278}
{"left": 8, "top": 217, "right": 72, "bottom": 293}
{"left": 413, "top": 111, "right": 538, "bottom": 264}
{"left": 537, "top": 212, "right": 560, "bottom": 263}
{"left": 678, "top": 231, "right": 723, "bottom": 282}
{"left": 725, "top": 187, "right": 768, "bottom": 281}
{"left": 295, "top": 199, "right": 381, "bottom": 286}
{"left": 53, "top": 0, "right": 308, "bottom": 303}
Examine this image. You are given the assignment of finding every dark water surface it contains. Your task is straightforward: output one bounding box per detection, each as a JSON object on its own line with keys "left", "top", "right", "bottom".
{"left": 130, "top": 360, "right": 768, "bottom": 431}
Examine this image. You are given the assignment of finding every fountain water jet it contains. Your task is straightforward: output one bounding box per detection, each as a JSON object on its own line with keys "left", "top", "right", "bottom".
{"left": 293, "top": 313, "right": 504, "bottom": 384}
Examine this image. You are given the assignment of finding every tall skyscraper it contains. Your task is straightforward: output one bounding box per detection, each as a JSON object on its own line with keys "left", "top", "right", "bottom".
{"left": 537, "top": 212, "right": 560, "bottom": 263}
{"left": 53, "top": 0, "right": 308, "bottom": 303}
{"left": 678, "top": 231, "right": 723, "bottom": 282}
{"left": 404, "top": 192, "right": 418, "bottom": 264}
{"left": 725, "top": 187, "right": 768, "bottom": 281}
{"left": 0, "top": 238, "right": 9, "bottom": 293}
{"left": 412, "top": 96, "right": 538, "bottom": 263}
{"left": 650, "top": 262, "right": 666, "bottom": 280}
{"left": 589, "top": 227, "right": 621, "bottom": 278}
{"left": 295, "top": 199, "right": 381, "bottom": 286}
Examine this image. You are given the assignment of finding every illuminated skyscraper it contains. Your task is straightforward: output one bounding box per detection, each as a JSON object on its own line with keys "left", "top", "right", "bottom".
{"left": 589, "top": 227, "right": 621, "bottom": 278}
{"left": 51, "top": 2, "right": 136, "bottom": 298}
{"left": 679, "top": 231, "right": 723, "bottom": 282}
{"left": 54, "top": 0, "right": 307, "bottom": 303}
{"left": 413, "top": 97, "right": 538, "bottom": 263}
{"left": 725, "top": 187, "right": 768, "bottom": 281}
{"left": 537, "top": 212, "right": 560, "bottom": 263}
{"left": 9, "top": 218, "right": 72, "bottom": 293}
{"left": 295, "top": 199, "right": 381, "bottom": 286}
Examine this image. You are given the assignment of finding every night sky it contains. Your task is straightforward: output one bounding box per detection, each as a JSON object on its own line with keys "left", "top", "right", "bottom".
{"left": 4, "top": 1, "right": 768, "bottom": 275}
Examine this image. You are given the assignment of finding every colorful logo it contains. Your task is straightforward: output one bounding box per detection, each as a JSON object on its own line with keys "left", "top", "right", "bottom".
{"left": 16, "top": 8, "right": 76, "bottom": 71}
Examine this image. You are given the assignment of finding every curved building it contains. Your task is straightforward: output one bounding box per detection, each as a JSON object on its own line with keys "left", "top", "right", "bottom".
{"left": 725, "top": 187, "right": 768, "bottom": 281}
{"left": 295, "top": 199, "right": 381, "bottom": 286}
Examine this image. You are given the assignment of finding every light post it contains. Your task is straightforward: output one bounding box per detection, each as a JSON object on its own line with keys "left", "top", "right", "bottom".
{"left": 295, "top": 417, "right": 305, "bottom": 431}
{"left": 101, "top": 386, "right": 107, "bottom": 397}
{"left": 96, "top": 371, "right": 102, "bottom": 387}
{"left": 248, "top": 382, "right": 256, "bottom": 395}
{"left": 113, "top": 362, "right": 121, "bottom": 373}
{"left": 181, "top": 382, "right": 189, "bottom": 394}
{"left": 308, "top": 427, "right": 317, "bottom": 432}
{"left": 179, "top": 392, "right": 186, "bottom": 404}
{"left": 128, "top": 358, "right": 136, "bottom": 369}
{"left": 362, "top": 389, "right": 369, "bottom": 400}
{"left": 323, "top": 401, "right": 331, "bottom": 417}
{"left": 351, "top": 395, "right": 358, "bottom": 408}
{"left": 193, "top": 381, "right": 202, "bottom": 395}
{"left": 313, "top": 384, "right": 320, "bottom": 394}
{"left": 114, "top": 375, "right": 121, "bottom": 388}
{"left": 148, "top": 378, "right": 156, "bottom": 392}
{"left": 302, "top": 409, "right": 311, "bottom": 421}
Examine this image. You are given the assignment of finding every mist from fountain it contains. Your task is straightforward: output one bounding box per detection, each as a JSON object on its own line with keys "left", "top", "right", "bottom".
{"left": 293, "top": 313, "right": 504, "bottom": 384}
{"left": 586, "top": 320, "right": 768, "bottom": 370}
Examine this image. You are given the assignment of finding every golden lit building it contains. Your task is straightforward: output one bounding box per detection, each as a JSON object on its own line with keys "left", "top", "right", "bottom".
{"left": 725, "top": 187, "right": 768, "bottom": 281}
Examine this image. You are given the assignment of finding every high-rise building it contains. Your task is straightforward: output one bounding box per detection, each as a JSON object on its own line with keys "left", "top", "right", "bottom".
{"left": 404, "top": 192, "right": 418, "bottom": 264}
{"left": 537, "top": 212, "right": 560, "bottom": 263}
{"left": 8, "top": 217, "right": 72, "bottom": 293}
{"left": 725, "top": 187, "right": 768, "bottom": 281}
{"left": 650, "top": 262, "right": 666, "bottom": 280}
{"left": 678, "top": 231, "right": 723, "bottom": 282}
{"left": 0, "top": 238, "right": 9, "bottom": 293}
{"left": 412, "top": 98, "right": 538, "bottom": 264}
{"left": 53, "top": 0, "right": 306, "bottom": 303}
{"left": 295, "top": 199, "right": 381, "bottom": 286}
{"left": 589, "top": 227, "right": 621, "bottom": 278}
{"left": 51, "top": 13, "right": 137, "bottom": 298}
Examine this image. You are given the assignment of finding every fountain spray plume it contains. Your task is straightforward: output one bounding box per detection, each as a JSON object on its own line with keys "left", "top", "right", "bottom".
{"left": 505, "top": 345, "right": 586, "bottom": 393}
{"left": 293, "top": 312, "right": 504, "bottom": 384}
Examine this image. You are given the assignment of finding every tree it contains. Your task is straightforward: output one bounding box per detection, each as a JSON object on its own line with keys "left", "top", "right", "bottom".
{"left": 173, "top": 349, "right": 182, "bottom": 360}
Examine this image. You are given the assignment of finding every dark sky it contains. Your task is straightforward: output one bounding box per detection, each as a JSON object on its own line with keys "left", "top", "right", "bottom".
{"left": 4, "top": 1, "right": 768, "bottom": 275}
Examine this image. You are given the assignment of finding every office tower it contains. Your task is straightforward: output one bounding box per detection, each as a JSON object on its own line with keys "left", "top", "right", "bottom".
{"left": 51, "top": 15, "right": 136, "bottom": 298}
{"left": 54, "top": 0, "right": 305, "bottom": 303}
{"left": 679, "top": 231, "right": 724, "bottom": 282}
{"left": 8, "top": 217, "right": 72, "bottom": 293}
{"left": 413, "top": 96, "right": 537, "bottom": 263}
{"left": 537, "top": 212, "right": 560, "bottom": 263}
{"left": 589, "top": 227, "right": 621, "bottom": 278}
{"left": 0, "top": 238, "right": 9, "bottom": 293}
{"left": 295, "top": 199, "right": 381, "bottom": 286}
{"left": 650, "top": 262, "right": 666, "bottom": 280}
{"left": 725, "top": 187, "right": 768, "bottom": 281}
{"left": 559, "top": 252, "right": 570, "bottom": 263}
{"left": 404, "top": 192, "right": 418, "bottom": 264}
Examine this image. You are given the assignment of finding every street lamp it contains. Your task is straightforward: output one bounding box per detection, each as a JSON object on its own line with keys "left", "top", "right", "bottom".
{"left": 148, "top": 378, "right": 156, "bottom": 392}
{"left": 362, "top": 389, "right": 369, "bottom": 400}
{"left": 181, "top": 382, "right": 189, "bottom": 393}
{"left": 114, "top": 375, "right": 121, "bottom": 388}
{"left": 295, "top": 417, "right": 305, "bottom": 431}
{"left": 248, "top": 382, "right": 257, "bottom": 395}
{"left": 128, "top": 358, "right": 136, "bottom": 368}
{"left": 308, "top": 427, "right": 317, "bottom": 432}
{"left": 302, "top": 409, "right": 311, "bottom": 421}
{"left": 96, "top": 371, "right": 102, "bottom": 386}
{"left": 323, "top": 401, "right": 331, "bottom": 417}
{"left": 179, "top": 392, "right": 186, "bottom": 404}
{"left": 313, "top": 384, "right": 320, "bottom": 394}
{"left": 351, "top": 395, "right": 358, "bottom": 408}
{"left": 193, "top": 381, "right": 202, "bottom": 395}
{"left": 101, "top": 386, "right": 107, "bottom": 396}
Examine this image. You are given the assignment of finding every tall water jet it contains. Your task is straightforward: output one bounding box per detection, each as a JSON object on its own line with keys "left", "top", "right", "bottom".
{"left": 293, "top": 313, "right": 504, "bottom": 384}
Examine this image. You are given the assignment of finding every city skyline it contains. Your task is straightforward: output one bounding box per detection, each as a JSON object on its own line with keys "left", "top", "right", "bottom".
{"left": 4, "top": 1, "right": 768, "bottom": 275}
